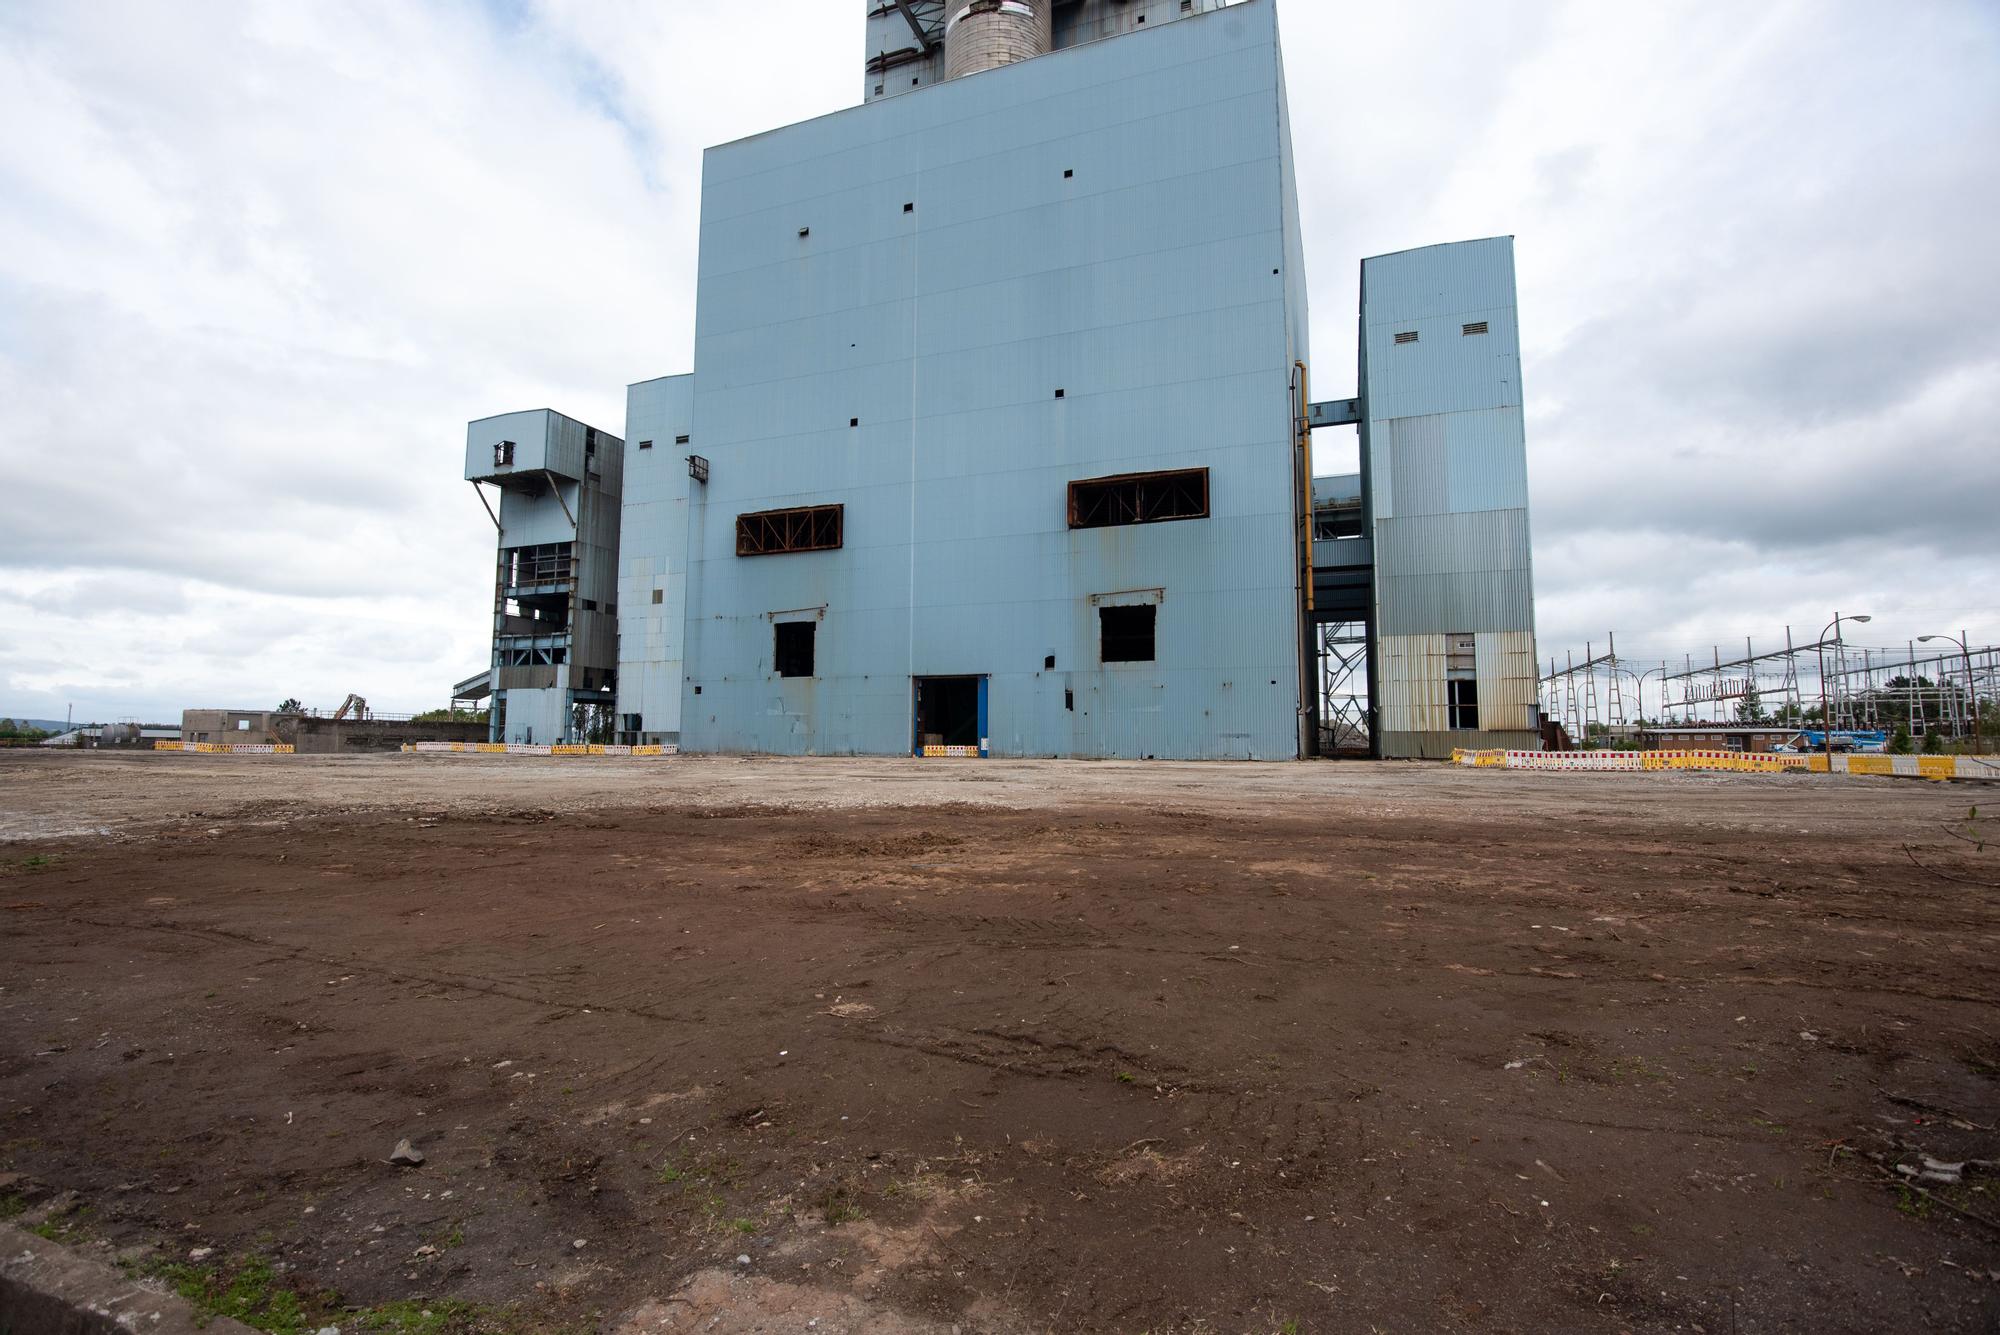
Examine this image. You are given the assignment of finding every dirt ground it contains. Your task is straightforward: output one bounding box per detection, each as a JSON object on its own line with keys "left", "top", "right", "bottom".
{"left": 1, "top": 750, "right": 1996, "bottom": 1334}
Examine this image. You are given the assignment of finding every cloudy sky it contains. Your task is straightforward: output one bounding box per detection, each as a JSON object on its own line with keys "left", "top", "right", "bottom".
{"left": 2, "top": 0, "right": 1995, "bottom": 724}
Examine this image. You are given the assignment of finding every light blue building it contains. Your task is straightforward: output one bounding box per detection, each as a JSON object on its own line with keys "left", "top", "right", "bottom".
{"left": 461, "top": 0, "right": 1540, "bottom": 759}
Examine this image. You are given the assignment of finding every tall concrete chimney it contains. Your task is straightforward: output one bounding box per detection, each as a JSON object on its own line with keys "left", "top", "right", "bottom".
{"left": 944, "top": 1, "right": 1053, "bottom": 80}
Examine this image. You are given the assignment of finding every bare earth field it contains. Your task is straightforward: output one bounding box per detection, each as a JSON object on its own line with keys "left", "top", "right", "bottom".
{"left": 0, "top": 750, "right": 1995, "bottom": 1334}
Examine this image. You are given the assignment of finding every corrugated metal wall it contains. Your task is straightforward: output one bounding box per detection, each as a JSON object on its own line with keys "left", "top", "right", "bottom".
{"left": 692, "top": 0, "right": 1303, "bottom": 758}
{"left": 615, "top": 376, "right": 694, "bottom": 743}
{"left": 1360, "top": 238, "right": 1539, "bottom": 757}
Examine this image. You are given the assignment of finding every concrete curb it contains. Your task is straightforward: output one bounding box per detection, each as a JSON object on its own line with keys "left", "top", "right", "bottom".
{"left": 0, "top": 1222, "right": 259, "bottom": 1334}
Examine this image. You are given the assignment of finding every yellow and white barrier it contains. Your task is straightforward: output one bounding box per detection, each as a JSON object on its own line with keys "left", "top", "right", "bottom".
{"left": 153, "top": 742, "right": 295, "bottom": 754}
{"left": 400, "top": 741, "right": 677, "bottom": 757}
{"left": 1452, "top": 748, "right": 1997, "bottom": 782}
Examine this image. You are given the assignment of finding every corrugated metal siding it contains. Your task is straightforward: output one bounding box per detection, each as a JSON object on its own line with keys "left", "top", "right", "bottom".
{"left": 1474, "top": 629, "right": 1538, "bottom": 733}
{"left": 1361, "top": 237, "right": 1539, "bottom": 752}
{"left": 1378, "top": 634, "right": 1445, "bottom": 734}
{"left": 686, "top": 0, "right": 1301, "bottom": 758}
{"left": 616, "top": 376, "right": 694, "bottom": 740}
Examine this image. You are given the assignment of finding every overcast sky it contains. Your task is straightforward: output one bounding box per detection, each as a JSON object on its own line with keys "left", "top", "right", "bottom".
{"left": 3, "top": 0, "right": 1996, "bottom": 724}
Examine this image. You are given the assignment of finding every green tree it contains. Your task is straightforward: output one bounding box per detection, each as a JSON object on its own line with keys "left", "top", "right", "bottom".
{"left": 277, "top": 697, "right": 303, "bottom": 714}
{"left": 1735, "top": 684, "right": 1767, "bottom": 724}
{"left": 1889, "top": 724, "right": 1914, "bottom": 755}
{"left": 412, "top": 707, "right": 488, "bottom": 723}
{"left": 1923, "top": 728, "right": 1945, "bottom": 754}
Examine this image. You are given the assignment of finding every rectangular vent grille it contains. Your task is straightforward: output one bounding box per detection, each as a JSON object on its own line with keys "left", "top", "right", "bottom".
{"left": 1393, "top": 330, "right": 1419, "bottom": 345}
{"left": 1462, "top": 321, "right": 1489, "bottom": 336}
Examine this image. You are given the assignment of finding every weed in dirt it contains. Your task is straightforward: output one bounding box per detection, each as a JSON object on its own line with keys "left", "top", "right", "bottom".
{"left": 1117, "top": 1071, "right": 1137, "bottom": 1084}
{"left": 1609, "top": 1056, "right": 1667, "bottom": 1084}
{"left": 18, "top": 854, "right": 53, "bottom": 872}
{"left": 353, "top": 1300, "right": 506, "bottom": 1334}
{"left": 0, "top": 1193, "right": 25, "bottom": 1220}
{"left": 1279, "top": 1320, "right": 1302, "bottom": 1335}
{"left": 730, "top": 1217, "right": 756, "bottom": 1234}
{"left": 1895, "top": 1185, "right": 1933, "bottom": 1219}
{"left": 816, "top": 1179, "right": 867, "bottom": 1226}
{"left": 152, "top": 1256, "right": 325, "bottom": 1334}
{"left": 26, "top": 1200, "right": 90, "bottom": 1241}
{"left": 152, "top": 1255, "right": 540, "bottom": 1335}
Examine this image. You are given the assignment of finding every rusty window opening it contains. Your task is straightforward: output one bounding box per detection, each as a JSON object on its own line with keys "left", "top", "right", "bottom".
{"left": 1068, "top": 468, "right": 1208, "bottom": 529}
{"left": 736, "top": 504, "right": 844, "bottom": 557}
{"left": 1100, "top": 605, "right": 1156, "bottom": 664}
{"left": 503, "top": 541, "right": 573, "bottom": 588}
{"left": 1462, "top": 320, "right": 1489, "bottom": 336}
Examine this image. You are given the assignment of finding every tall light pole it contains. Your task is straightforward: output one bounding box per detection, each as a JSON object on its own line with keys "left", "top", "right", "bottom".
{"left": 1818, "top": 613, "right": 1871, "bottom": 761}
{"left": 1617, "top": 666, "right": 1664, "bottom": 736}
{"left": 1918, "top": 632, "right": 1979, "bottom": 755}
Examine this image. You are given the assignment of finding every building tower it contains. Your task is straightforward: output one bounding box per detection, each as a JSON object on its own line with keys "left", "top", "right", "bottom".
{"left": 463, "top": 410, "right": 623, "bottom": 745}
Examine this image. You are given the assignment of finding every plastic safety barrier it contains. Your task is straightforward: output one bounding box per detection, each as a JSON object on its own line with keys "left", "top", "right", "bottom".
{"left": 1451, "top": 748, "right": 1994, "bottom": 782}
{"left": 400, "top": 742, "right": 677, "bottom": 757}
{"left": 154, "top": 742, "right": 295, "bottom": 754}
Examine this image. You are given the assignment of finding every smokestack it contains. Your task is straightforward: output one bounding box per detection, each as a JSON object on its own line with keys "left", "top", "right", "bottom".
{"left": 944, "top": 1, "right": 1053, "bottom": 81}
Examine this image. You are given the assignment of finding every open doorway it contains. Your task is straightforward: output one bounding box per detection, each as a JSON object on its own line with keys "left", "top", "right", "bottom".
{"left": 914, "top": 676, "right": 986, "bottom": 756}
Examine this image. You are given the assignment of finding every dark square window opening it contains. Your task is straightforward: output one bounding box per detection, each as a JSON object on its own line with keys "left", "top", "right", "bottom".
{"left": 493, "top": 440, "right": 515, "bottom": 467}
{"left": 1099, "top": 604, "right": 1156, "bottom": 664}
{"left": 737, "top": 503, "right": 843, "bottom": 556}
{"left": 651, "top": 588, "right": 663, "bottom": 605}
{"left": 675, "top": 434, "right": 690, "bottom": 445}
{"left": 638, "top": 439, "right": 653, "bottom": 450}
{"left": 1068, "top": 468, "right": 1209, "bottom": 529}
{"left": 775, "top": 621, "right": 816, "bottom": 678}
{"left": 1448, "top": 678, "right": 1481, "bottom": 731}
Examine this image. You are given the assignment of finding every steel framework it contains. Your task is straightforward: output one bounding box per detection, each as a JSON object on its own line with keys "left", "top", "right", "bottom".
{"left": 1540, "top": 625, "right": 1998, "bottom": 745}
{"left": 1316, "top": 620, "right": 1371, "bottom": 756}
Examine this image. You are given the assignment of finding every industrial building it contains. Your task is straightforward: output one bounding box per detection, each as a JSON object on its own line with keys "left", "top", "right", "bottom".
{"left": 459, "top": 0, "right": 1540, "bottom": 759}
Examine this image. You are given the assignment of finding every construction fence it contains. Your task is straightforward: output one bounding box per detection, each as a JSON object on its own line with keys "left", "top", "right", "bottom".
{"left": 1452, "top": 749, "right": 2000, "bottom": 782}
{"left": 154, "top": 742, "right": 295, "bottom": 754}
{"left": 399, "top": 742, "right": 677, "bottom": 757}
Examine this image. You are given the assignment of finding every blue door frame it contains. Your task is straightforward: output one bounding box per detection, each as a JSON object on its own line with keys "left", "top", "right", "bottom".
{"left": 912, "top": 676, "right": 989, "bottom": 757}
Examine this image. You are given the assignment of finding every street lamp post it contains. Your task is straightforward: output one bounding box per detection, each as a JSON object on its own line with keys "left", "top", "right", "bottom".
{"left": 1617, "top": 666, "right": 1665, "bottom": 736}
{"left": 1918, "top": 632, "right": 1979, "bottom": 755}
{"left": 1818, "top": 613, "right": 1871, "bottom": 762}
